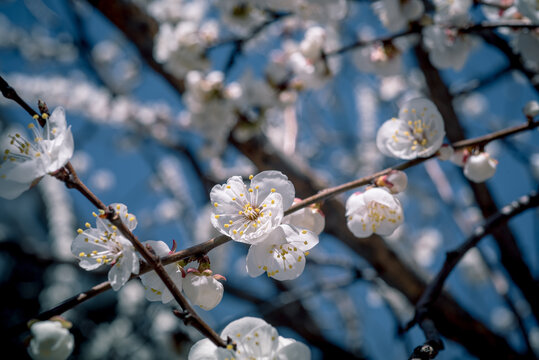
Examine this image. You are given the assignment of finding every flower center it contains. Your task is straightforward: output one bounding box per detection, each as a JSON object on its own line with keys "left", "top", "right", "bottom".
{"left": 242, "top": 202, "right": 261, "bottom": 221}
{"left": 2, "top": 119, "right": 56, "bottom": 164}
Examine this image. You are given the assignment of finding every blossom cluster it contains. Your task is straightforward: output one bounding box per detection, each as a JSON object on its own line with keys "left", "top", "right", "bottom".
{"left": 210, "top": 171, "right": 323, "bottom": 280}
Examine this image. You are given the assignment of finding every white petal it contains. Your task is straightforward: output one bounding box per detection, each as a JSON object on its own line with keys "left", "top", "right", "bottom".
{"left": 251, "top": 171, "right": 295, "bottom": 210}
{"left": 283, "top": 205, "right": 325, "bottom": 235}
{"left": 111, "top": 203, "right": 138, "bottom": 231}
{"left": 142, "top": 240, "right": 171, "bottom": 257}
{"left": 276, "top": 341, "right": 311, "bottom": 360}
{"left": 246, "top": 242, "right": 267, "bottom": 278}
{"left": 376, "top": 119, "right": 417, "bottom": 159}
{"left": 188, "top": 338, "right": 224, "bottom": 360}
{"left": 48, "top": 107, "right": 67, "bottom": 132}
{"left": 0, "top": 175, "right": 32, "bottom": 200}
{"left": 362, "top": 187, "right": 396, "bottom": 208}
{"left": 3, "top": 157, "right": 44, "bottom": 182}
{"left": 281, "top": 224, "right": 319, "bottom": 251}
{"left": 242, "top": 324, "right": 279, "bottom": 357}
{"left": 220, "top": 317, "right": 269, "bottom": 340}
{"left": 140, "top": 271, "right": 164, "bottom": 302}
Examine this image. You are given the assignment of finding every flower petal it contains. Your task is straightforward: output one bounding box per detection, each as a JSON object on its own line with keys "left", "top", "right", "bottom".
{"left": 251, "top": 171, "right": 295, "bottom": 210}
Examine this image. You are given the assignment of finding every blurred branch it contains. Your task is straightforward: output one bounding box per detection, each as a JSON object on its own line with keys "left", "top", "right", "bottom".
{"left": 479, "top": 31, "right": 539, "bottom": 93}
{"left": 405, "top": 190, "right": 539, "bottom": 359}
{"left": 451, "top": 64, "right": 512, "bottom": 97}
{"left": 415, "top": 42, "right": 539, "bottom": 323}
{"left": 225, "top": 281, "right": 367, "bottom": 359}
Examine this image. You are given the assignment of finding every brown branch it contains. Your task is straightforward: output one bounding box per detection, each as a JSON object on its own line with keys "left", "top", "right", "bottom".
{"left": 20, "top": 117, "right": 539, "bottom": 336}
{"left": 0, "top": 77, "right": 226, "bottom": 348}
{"left": 0, "top": 74, "right": 40, "bottom": 120}
{"left": 415, "top": 42, "right": 539, "bottom": 323}
{"left": 406, "top": 190, "right": 539, "bottom": 359}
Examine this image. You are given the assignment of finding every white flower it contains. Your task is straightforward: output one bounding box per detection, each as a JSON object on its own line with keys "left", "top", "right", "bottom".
{"left": 139, "top": 240, "right": 183, "bottom": 304}
{"left": 184, "top": 70, "right": 238, "bottom": 156}
{"left": 375, "top": 170, "right": 408, "bottom": 194}
{"left": 346, "top": 187, "right": 404, "bottom": 238}
{"left": 433, "top": 0, "right": 472, "bottom": 26}
{"left": 372, "top": 0, "right": 424, "bottom": 32}
{"left": 217, "top": 0, "right": 268, "bottom": 36}
{"left": 282, "top": 199, "right": 325, "bottom": 235}
{"left": 183, "top": 271, "right": 224, "bottom": 310}
{"left": 246, "top": 224, "right": 318, "bottom": 280}
{"left": 210, "top": 171, "right": 295, "bottom": 244}
{"left": 423, "top": 26, "right": 477, "bottom": 71}
{"left": 188, "top": 317, "right": 311, "bottom": 360}
{"left": 463, "top": 152, "right": 498, "bottom": 183}
{"left": 153, "top": 21, "right": 215, "bottom": 78}
{"left": 0, "top": 107, "right": 74, "bottom": 199}
{"left": 300, "top": 26, "right": 326, "bottom": 61}
{"left": 28, "top": 320, "right": 74, "bottom": 360}
{"left": 71, "top": 203, "right": 139, "bottom": 291}
{"left": 376, "top": 98, "right": 446, "bottom": 159}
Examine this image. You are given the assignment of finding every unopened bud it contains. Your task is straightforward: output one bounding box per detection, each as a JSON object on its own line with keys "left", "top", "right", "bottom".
{"left": 375, "top": 170, "right": 407, "bottom": 194}
{"left": 524, "top": 100, "right": 539, "bottom": 118}
{"left": 463, "top": 152, "right": 498, "bottom": 183}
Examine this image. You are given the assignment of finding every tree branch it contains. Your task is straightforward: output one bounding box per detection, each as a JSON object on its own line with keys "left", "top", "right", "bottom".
{"left": 406, "top": 190, "right": 539, "bottom": 359}
{"left": 415, "top": 42, "right": 539, "bottom": 323}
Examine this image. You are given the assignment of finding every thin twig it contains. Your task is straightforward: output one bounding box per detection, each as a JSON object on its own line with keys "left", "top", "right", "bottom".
{"left": 405, "top": 190, "right": 539, "bottom": 358}
{"left": 0, "top": 80, "right": 226, "bottom": 348}
{"left": 18, "top": 117, "right": 538, "bottom": 326}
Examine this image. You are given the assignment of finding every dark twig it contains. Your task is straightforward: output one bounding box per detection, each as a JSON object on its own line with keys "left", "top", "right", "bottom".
{"left": 405, "top": 190, "right": 539, "bottom": 358}
{"left": 0, "top": 79, "right": 226, "bottom": 348}
{"left": 0, "top": 74, "right": 40, "bottom": 120}
{"left": 20, "top": 117, "right": 539, "bottom": 327}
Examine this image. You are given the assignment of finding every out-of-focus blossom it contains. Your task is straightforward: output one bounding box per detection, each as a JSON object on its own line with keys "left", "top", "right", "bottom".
{"left": 0, "top": 107, "right": 73, "bottom": 200}
{"left": 372, "top": 0, "right": 424, "bottom": 32}
{"left": 346, "top": 187, "right": 404, "bottom": 238}
{"left": 217, "top": 0, "right": 268, "bottom": 36}
{"left": 28, "top": 320, "right": 74, "bottom": 360}
{"left": 153, "top": 21, "right": 217, "bottom": 78}
{"left": 423, "top": 26, "right": 477, "bottom": 71}
{"left": 184, "top": 70, "right": 239, "bottom": 156}
{"left": 71, "top": 204, "right": 139, "bottom": 291}
{"left": 376, "top": 98, "right": 445, "bottom": 159}
{"left": 139, "top": 240, "right": 183, "bottom": 304}
{"left": 188, "top": 317, "right": 311, "bottom": 360}
{"left": 354, "top": 42, "right": 403, "bottom": 77}
{"left": 433, "top": 0, "right": 472, "bottom": 25}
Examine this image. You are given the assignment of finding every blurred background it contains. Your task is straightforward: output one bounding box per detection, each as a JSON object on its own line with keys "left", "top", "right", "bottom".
{"left": 0, "top": 0, "right": 538, "bottom": 359}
